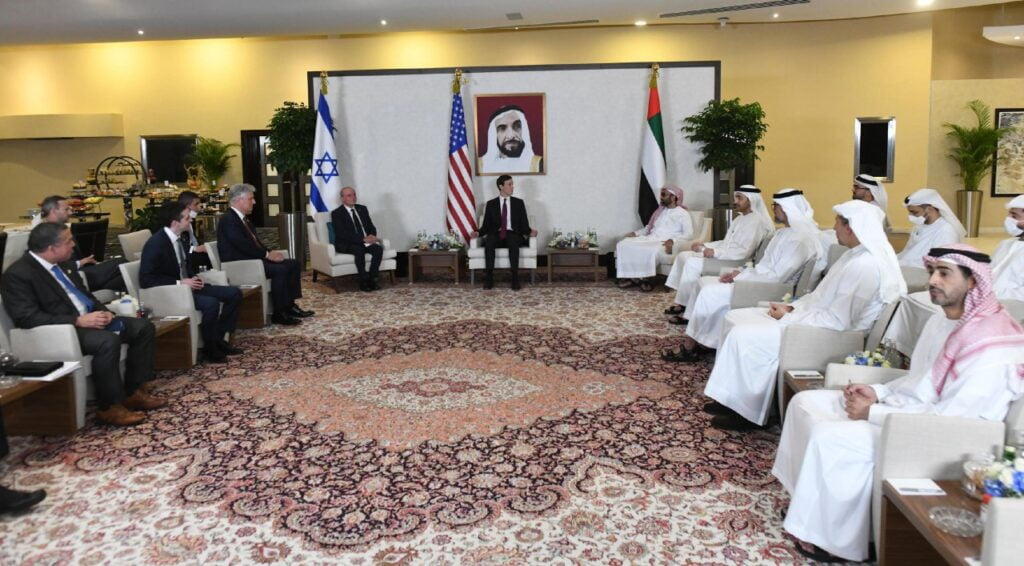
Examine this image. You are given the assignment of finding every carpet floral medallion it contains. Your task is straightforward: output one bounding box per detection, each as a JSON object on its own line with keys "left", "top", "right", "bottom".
{"left": 0, "top": 282, "right": 820, "bottom": 564}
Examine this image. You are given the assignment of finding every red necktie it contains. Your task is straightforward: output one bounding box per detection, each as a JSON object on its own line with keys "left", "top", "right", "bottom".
{"left": 500, "top": 199, "right": 508, "bottom": 240}
{"left": 242, "top": 217, "right": 262, "bottom": 247}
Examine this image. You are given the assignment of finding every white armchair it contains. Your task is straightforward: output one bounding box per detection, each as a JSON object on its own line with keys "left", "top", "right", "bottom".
{"left": 983, "top": 498, "right": 1024, "bottom": 565}
{"left": 117, "top": 229, "right": 151, "bottom": 261}
{"left": 2, "top": 230, "right": 29, "bottom": 272}
{"left": 120, "top": 261, "right": 201, "bottom": 365}
{"left": 774, "top": 301, "right": 900, "bottom": 420}
{"left": 0, "top": 296, "right": 126, "bottom": 430}
{"left": 467, "top": 236, "right": 538, "bottom": 284}
{"left": 900, "top": 266, "right": 930, "bottom": 293}
{"left": 207, "top": 240, "right": 278, "bottom": 324}
{"left": 305, "top": 212, "right": 397, "bottom": 291}
{"left": 656, "top": 210, "right": 713, "bottom": 276}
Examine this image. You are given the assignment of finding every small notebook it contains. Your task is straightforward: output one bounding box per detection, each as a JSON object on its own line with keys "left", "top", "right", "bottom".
{"left": 889, "top": 478, "right": 946, "bottom": 496}
{"left": 788, "top": 370, "right": 823, "bottom": 379}
{"left": 161, "top": 315, "right": 188, "bottom": 321}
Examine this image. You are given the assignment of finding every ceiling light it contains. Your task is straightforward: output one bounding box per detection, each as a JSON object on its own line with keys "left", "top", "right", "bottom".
{"left": 137, "top": 29, "right": 144, "bottom": 35}
{"left": 380, "top": 19, "right": 387, "bottom": 26}
{"left": 773, "top": 13, "right": 780, "bottom": 19}
{"left": 917, "top": 0, "right": 934, "bottom": 6}
{"left": 634, "top": 20, "right": 647, "bottom": 27}
{"left": 1016, "top": 35, "right": 1022, "bottom": 40}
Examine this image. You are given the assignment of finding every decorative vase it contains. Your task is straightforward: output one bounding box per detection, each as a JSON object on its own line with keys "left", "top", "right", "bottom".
{"left": 956, "top": 189, "right": 983, "bottom": 238}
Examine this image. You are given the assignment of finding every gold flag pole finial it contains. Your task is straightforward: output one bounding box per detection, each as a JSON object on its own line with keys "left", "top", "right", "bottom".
{"left": 320, "top": 71, "right": 329, "bottom": 95}
{"left": 649, "top": 63, "right": 660, "bottom": 88}
{"left": 452, "top": 69, "right": 464, "bottom": 94}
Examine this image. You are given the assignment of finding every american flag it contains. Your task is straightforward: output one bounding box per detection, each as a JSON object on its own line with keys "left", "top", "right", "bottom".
{"left": 446, "top": 90, "right": 477, "bottom": 242}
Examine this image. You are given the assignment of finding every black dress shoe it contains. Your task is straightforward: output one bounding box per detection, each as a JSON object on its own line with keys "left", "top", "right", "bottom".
{"left": 0, "top": 486, "right": 46, "bottom": 514}
{"left": 203, "top": 347, "right": 227, "bottom": 364}
{"left": 289, "top": 305, "right": 314, "bottom": 318}
{"left": 710, "top": 413, "right": 765, "bottom": 431}
{"left": 271, "top": 313, "right": 302, "bottom": 326}
{"left": 359, "top": 281, "right": 371, "bottom": 292}
{"left": 793, "top": 542, "right": 845, "bottom": 563}
{"left": 511, "top": 280, "right": 521, "bottom": 291}
{"left": 702, "top": 401, "right": 734, "bottom": 416}
{"left": 483, "top": 279, "right": 494, "bottom": 290}
{"left": 219, "top": 341, "right": 244, "bottom": 356}
{"left": 369, "top": 280, "right": 381, "bottom": 291}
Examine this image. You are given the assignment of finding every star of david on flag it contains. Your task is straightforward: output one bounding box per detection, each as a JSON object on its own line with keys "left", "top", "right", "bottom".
{"left": 310, "top": 83, "right": 342, "bottom": 213}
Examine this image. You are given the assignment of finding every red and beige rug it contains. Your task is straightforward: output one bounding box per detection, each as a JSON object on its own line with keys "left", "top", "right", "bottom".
{"left": 0, "top": 279, "right": 810, "bottom": 564}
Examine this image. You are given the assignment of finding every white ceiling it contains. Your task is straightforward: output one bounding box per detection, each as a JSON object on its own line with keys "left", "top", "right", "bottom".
{"left": 0, "top": 0, "right": 1010, "bottom": 46}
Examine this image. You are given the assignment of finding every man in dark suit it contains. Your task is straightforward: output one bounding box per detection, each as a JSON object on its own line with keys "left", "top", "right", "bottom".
{"left": 216, "top": 183, "right": 313, "bottom": 326}
{"left": 470, "top": 175, "right": 537, "bottom": 290}
{"left": 1, "top": 223, "right": 163, "bottom": 427}
{"left": 176, "top": 190, "right": 213, "bottom": 271}
{"left": 0, "top": 411, "right": 47, "bottom": 514}
{"left": 40, "top": 195, "right": 127, "bottom": 292}
{"left": 331, "top": 186, "right": 384, "bottom": 292}
{"left": 140, "top": 203, "right": 243, "bottom": 364}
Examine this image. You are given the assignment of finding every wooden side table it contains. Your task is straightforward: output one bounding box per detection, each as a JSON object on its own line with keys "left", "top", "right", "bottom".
{"left": 547, "top": 247, "right": 600, "bottom": 283}
{"left": 408, "top": 249, "right": 463, "bottom": 284}
{"left": 781, "top": 370, "right": 825, "bottom": 418}
{"left": 152, "top": 317, "right": 192, "bottom": 370}
{"left": 880, "top": 479, "right": 980, "bottom": 565}
{"left": 237, "top": 286, "right": 265, "bottom": 329}
{"left": 0, "top": 362, "right": 80, "bottom": 436}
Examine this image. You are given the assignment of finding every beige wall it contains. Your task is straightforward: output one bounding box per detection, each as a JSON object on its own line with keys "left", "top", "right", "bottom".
{"left": 928, "top": 78, "right": 1024, "bottom": 233}
{"left": 932, "top": 2, "right": 1024, "bottom": 80}
{"left": 0, "top": 12, "right": 936, "bottom": 228}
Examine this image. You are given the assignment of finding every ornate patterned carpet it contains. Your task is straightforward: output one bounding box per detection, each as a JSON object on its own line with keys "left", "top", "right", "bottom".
{"left": 0, "top": 277, "right": 817, "bottom": 565}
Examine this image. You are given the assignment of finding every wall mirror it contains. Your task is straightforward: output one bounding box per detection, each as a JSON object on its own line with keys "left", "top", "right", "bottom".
{"left": 140, "top": 134, "right": 197, "bottom": 184}
{"left": 854, "top": 117, "right": 895, "bottom": 182}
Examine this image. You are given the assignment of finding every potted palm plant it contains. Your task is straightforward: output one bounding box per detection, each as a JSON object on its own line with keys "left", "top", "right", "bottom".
{"left": 187, "top": 136, "right": 239, "bottom": 191}
{"left": 682, "top": 98, "right": 768, "bottom": 239}
{"left": 944, "top": 99, "right": 1010, "bottom": 237}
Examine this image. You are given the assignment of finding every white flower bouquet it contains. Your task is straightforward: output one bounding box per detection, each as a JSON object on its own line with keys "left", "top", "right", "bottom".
{"left": 548, "top": 228, "right": 597, "bottom": 249}
{"left": 415, "top": 231, "right": 464, "bottom": 251}
{"left": 843, "top": 348, "right": 892, "bottom": 368}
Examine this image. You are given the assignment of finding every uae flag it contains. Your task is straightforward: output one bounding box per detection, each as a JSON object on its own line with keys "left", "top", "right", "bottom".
{"left": 638, "top": 76, "right": 666, "bottom": 225}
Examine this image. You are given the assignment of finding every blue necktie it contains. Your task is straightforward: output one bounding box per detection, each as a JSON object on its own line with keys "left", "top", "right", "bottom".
{"left": 51, "top": 265, "right": 94, "bottom": 312}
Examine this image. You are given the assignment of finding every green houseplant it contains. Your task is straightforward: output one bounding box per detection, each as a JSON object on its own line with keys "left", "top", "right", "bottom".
{"left": 682, "top": 97, "right": 768, "bottom": 173}
{"left": 266, "top": 101, "right": 316, "bottom": 213}
{"left": 943, "top": 99, "right": 1010, "bottom": 236}
{"left": 187, "top": 136, "right": 239, "bottom": 190}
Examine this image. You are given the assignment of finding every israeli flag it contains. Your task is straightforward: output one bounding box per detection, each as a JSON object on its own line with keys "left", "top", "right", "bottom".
{"left": 310, "top": 88, "right": 341, "bottom": 214}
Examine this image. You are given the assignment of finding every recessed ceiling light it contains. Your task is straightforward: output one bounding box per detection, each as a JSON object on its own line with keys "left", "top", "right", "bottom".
{"left": 1016, "top": 35, "right": 1022, "bottom": 40}
{"left": 137, "top": 29, "right": 144, "bottom": 35}
{"left": 635, "top": 20, "right": 647, "bottom": 27}
{"left": 773, "top": 13, "right": 780, "bottom": 19}
{"left": 917, "top": 0, "right": 934, "bottom": 6}
{"left": 380, "top": 19, "right": 387, "bottom": 26}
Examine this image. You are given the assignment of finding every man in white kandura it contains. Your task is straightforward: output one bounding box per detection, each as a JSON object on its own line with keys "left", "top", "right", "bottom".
{"left": 884, "top": 194, "right": 1024, "bottom": 355}
{"left": 615, "top": 186, "right": 693, "bottom": 292}
{"left": 703, "top": 200, "right": 906, "bottom": 431}
{"left": 851, "top": 173, "right": 891, "bottom": 233}
{"left": 897, "top": 188, "right": 965, "bottom": 267}
{"left": 772, "top": 244, "right": 1024, "bottom": 563}
{"left": 661, "top": 189, "right": 821, "bottom": 363}
{"left": 662, "top": 185, "right": 774, "bottom": 323}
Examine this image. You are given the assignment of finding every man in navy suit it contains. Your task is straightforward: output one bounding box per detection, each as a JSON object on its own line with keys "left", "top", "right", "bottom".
{"left": 140, "top": 203, "right": 243, "bottom": 364}
{"left": 40, "top": 195, "right": 127, "bottom": 292}
{"left": 331, "top": 186, "right": 383, "bottom": 292}
{"left": 470, "top": 175, "right": 537, "bottom": 290}
{"left": 1, "top": 223, "right": 162, "bottom": 427}
{"left": 176, "top": 190, "right": 213, "bottom": 271}
{"left": 216, "top": 184, "right": 313, "bottom": 326}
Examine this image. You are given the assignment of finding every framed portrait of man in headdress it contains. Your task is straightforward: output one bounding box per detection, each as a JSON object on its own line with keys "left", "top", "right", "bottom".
{"left": 474, "top": 93, "right": 546, "bottom": 176}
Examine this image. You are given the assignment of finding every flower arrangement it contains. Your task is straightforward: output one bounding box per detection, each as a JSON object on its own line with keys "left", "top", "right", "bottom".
{"left": 415, "top": 231, "right": 464, "bottom": 251}
{"left": 549, "top": 229, "right": 597, "bottom": 249}
{"left": 844, "top": 347, "right": 892, "bottom": 368}
{"left": 981, "top": 448, "right": 1024, "bottom": 498}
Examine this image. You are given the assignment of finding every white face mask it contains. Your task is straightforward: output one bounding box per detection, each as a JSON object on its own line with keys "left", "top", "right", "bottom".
{"left": 908, "top": 214, "right": 926, "bottom": 226}
{"left": 189, "top": 210, "right": 198, "bottom": 219}
{"left": 1004, "top": 216, "right": 1023, "bottom": 237}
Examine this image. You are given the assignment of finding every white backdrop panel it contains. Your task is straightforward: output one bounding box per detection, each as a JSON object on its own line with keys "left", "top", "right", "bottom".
{"left": 312, "top": 64, "right": 716, "bottom": 253}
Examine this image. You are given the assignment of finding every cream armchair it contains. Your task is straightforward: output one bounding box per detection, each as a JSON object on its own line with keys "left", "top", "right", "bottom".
{"left": 306, "top": 212, "right": 397, "bottom": 290}
{"left": 206, "top": 241, "right": 283, "bottom": 324}
{"left": 120, "top": 261, "right": 201, "bottom": 365}
{"left": 983, "top": 498, "right": 1024, "bottom": 565}
{"left": 900, "top": 266, "right": 930, "bottom": 293}
{"left": 655, "top": 210, "right": 714, "bottom": 276}
{"left": 117, "top": 229, "right": 151, "bottom": 261}
{"left": 467, "top": 236, "right": 538, "bottom": 284}
{"left": 0, "top": 296, "right": 126, "bottom": 430}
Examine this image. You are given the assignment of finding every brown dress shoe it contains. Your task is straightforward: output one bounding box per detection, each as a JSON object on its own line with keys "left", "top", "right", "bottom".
{"left": 96, "top": 405, "right": 145, "bottom": 427}
{"left": 123, "top": 390, "right": 168, "bottom": 411}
